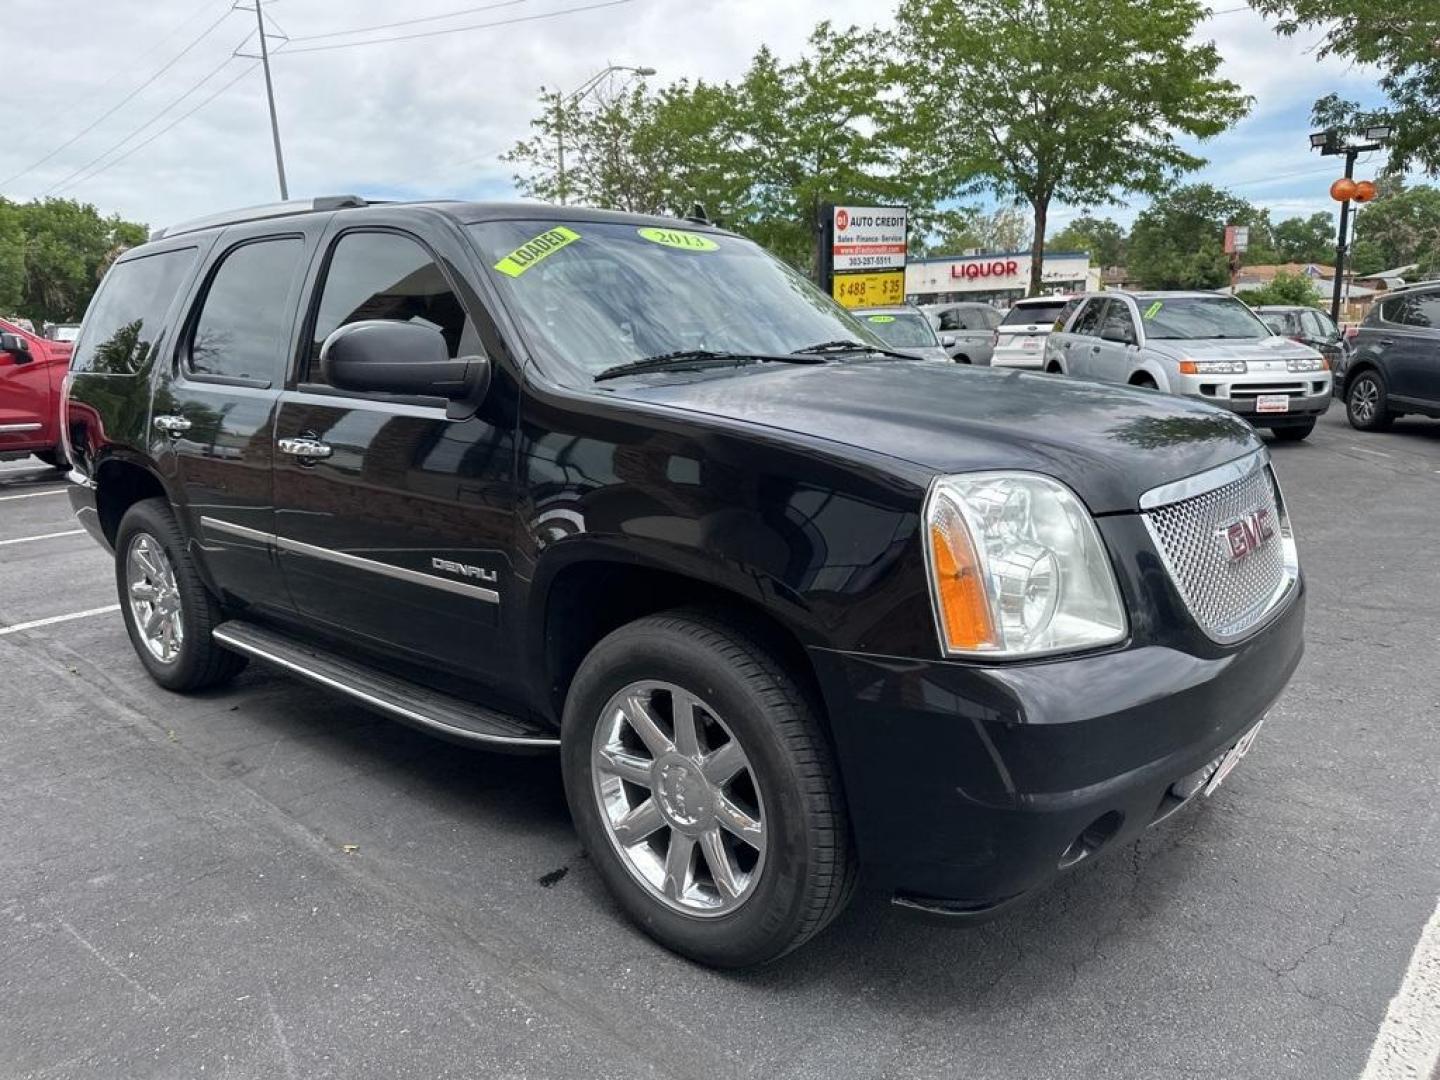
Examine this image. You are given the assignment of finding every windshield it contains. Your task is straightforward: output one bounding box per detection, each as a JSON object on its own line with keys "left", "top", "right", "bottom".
{"left": 468, "top": 220, "right": 883, "bottom": 378}
{"left": 1001, "top": 302, "right": 1067, "bottom": 327}
{"left": 859, "top": 311, "right": 938, "bottom": 348}
{"left": 1140, "top": 297, "right": 1272, "bottom": 340}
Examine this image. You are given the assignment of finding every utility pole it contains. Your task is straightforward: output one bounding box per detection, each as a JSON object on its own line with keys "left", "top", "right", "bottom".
{"left": 1329, "top": 150, "right": 1355, "bottom": 324}
{"left": 553, "top": 64, "right": 655, "bottom": 206}
{"left": 249, "top": 0, "right": 288, "bottom": 200}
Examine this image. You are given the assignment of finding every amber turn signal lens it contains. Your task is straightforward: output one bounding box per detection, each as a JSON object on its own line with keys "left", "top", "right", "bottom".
{"left": 1179, "top": 360, "right": 1198, "bottom": 375}
{"left": 929, "top": 518, "right": 997, "bottom": 652}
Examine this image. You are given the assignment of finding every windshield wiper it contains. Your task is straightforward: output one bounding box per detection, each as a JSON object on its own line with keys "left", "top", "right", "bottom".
{"left": 593, "top": 349, "right": 821, "bottom": 383}
{"left": 791, "top": 339, "right": 920, "bottom": 362}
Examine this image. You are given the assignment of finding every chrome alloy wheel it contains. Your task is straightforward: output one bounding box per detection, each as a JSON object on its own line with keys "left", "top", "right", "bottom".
{"left": 125, "top": 533, "right": 184, "bottom": 663}
{"left": 591, "top": 680, "right": 767, "bottom": 917}
{"left": 1350, "top": 377, "right": 1379, "bottom": 423}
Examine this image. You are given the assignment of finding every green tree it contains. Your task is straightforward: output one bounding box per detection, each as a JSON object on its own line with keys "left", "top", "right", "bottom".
{"left": 0, "top": 200, "right": 24, "bottom": 314}
{"left": 1242, "top": 270, "right": 1324, "bottom": 307}
{"left": 6, "top": 198, "right": 146, "bottom": 323}
{"left": 1271, "top": 212, "right": 1335, "bottom": 263}
{"left": 1250, "top": 1, "right": 1440, "bottom": 175}
{"left": 893, "top": 0, "right": 1250, "bottom": 295}
{"left": 1049, "top": 215, "right": 1127, "bottom": 267}
{"left": 1128, "top": 184, "right": 1276, "bottom": 288}
{"left": 1347, "top": 183, "right": 1440, "bottom": 277}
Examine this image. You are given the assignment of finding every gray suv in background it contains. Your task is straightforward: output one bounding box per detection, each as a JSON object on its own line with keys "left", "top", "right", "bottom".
{"left": 1045, "top": 291, "right": 1331, "bottom": 441}
{"left": 921, "top": 301, "right": 998, "bottom": 364}
{"left": 1338, "top": 281, "right": 1440, "bottom": 431}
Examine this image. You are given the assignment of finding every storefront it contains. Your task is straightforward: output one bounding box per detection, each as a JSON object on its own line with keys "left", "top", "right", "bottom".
{"left": 905, "top": 250, "right": 1099, "bottom": 306}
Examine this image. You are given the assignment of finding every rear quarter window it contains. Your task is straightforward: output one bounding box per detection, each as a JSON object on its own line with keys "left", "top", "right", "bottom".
{"left": 71, "top": 248, "right": 198, "bottom": 374}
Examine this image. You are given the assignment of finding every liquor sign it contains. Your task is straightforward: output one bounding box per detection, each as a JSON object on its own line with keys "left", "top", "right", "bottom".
{"left": 824, "top": 203, "right": 908, "bottom": 309}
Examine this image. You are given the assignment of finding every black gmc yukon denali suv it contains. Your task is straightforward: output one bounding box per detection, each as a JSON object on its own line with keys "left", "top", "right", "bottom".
{"left": 63, "top": 198, "right": 1304, "bottom": 967}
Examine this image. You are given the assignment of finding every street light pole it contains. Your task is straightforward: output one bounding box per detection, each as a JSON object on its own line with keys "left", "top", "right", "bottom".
{"left": 553, "top": 64, "right": 656, "bottom": 206}
{"left": 1329, "top": 149, "right": 1355, "bottom": 324}
{"left": 1312, "top": 125, "right": 1390, "bottom": 325}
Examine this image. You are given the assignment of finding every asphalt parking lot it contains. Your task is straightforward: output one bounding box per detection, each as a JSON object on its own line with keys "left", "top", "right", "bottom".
{"left": 2, "top": 406, "right": 1437, "bottom": 1080}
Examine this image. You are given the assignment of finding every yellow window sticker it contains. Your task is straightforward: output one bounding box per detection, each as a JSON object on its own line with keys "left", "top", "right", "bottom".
{"left": 493, "top": 226, "right": 581, "bottom": 277}
{"left": 637, "top": 227, "right": 719, "bottom": 252}
{"left": 866, "top": 315, "right": 896, "bottom": 323}
{"left": 1143, "top": 301, "right": 1163, "bottom": 320}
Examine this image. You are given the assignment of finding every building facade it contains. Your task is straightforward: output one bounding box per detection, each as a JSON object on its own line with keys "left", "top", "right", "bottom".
{"left": 905, "top": 251, "right": 1099, "bottom": 306}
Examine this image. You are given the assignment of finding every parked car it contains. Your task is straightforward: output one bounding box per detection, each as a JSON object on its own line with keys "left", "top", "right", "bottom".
{"left": 1337, "top": 280, "right": 1440, "bottom": 431}
{"left": 852, "top": 305, "right": 951, "bottom": 361}
{"left": 1, "top": 315, "right": 74, "bottom": 467}
{"left": 1254, "top": 305, "right": 1347, "bottom": 368}
{"left": 920, "top": 301, "right": 999, "bottom": 364}
{"left": 992, "top": 295, "right": 1073, "bottom": 369}
{"left": 67, "top": 197, "right": 1304, "bottom": 968}
{"left": 47, "top": 322, "right": 82, "bottom": 343}
{"left": 1045, "top": 291, "right": 1332, "bottom": 441}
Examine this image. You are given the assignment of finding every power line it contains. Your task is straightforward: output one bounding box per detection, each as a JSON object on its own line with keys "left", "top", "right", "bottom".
{"left": 277, "top": 0, "right": 636, "bottom": 55}
{"left": 285, "top": 0, "right": 528, "bottom": 43}
{"left": 51, "top": 64, "right": 261, "bottom": 197}
{"left": 1, "top": 4, "right": 237, "bottom": 189}
{"left": 41, "top": 35, "right": 255, "bottom": 198}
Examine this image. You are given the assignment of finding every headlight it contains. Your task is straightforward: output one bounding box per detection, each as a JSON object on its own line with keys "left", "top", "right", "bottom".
{"left": 1178, "top": 359, "right": 1247, "bottom": 375}
{"left": 1286, "top": 355, "right": 1327, "bottom": 372}
{"left": 924, "top": 473, "right": 1127, "bottom": 658}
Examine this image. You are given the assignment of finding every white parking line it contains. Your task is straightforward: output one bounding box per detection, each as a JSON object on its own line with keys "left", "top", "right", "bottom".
{"left": 1360, "top": 897, "right": 1440, "bottom": 1080}
{"left": 0, "top": 605, "right": 120, "bottom": 636}
{"left": 0, "top": 529, "right": 84, "bottom": 546}
{"left": 0, "top": 488, "right": 68, "bottom": 502}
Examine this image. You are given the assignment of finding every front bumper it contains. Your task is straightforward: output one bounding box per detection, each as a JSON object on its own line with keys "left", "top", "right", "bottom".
{"left": 808, "top": 580, "right": 1305, "bottom": 913}
{"left": 1176, "top": 372, "right": 1333, "bottom": 426}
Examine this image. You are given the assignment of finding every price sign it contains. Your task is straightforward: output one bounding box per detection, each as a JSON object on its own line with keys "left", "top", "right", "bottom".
{"left": 832, "top": 271, "right": 905, "bottom": 309}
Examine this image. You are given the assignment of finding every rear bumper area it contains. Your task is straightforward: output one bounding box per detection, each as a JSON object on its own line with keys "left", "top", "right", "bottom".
{"left": 808, "top": 581, "right": 1305, "bottom": 912}
{"left": 990, "top": 348, "right": 1046, "bottom": 370}
{"left": 66, "top": 471, "right": 111, "bottom": 554}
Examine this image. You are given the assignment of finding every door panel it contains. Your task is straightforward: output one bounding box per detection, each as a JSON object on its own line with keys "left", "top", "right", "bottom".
{"left": 1382, "top": 291, "right": 1440, "bottom": 404}
{"left": 1095, "top": 301, "right": 1139, "bottom": 383}
{"left": 0, "top": 343, "right": 53, "bottom": 450}
{"left": 156, "top": 225, "right": 316, "bottom": 615}
{"left": 1063, "top": 299, "right": 1107, "bottom": 378}
{"left": 272, "top": 224, "right": 518, "bottom": 690}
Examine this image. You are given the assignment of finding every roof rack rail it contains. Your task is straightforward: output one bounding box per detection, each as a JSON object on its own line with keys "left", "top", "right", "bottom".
{"left": 149, "top": 194, "right": 371, "bottom": 241}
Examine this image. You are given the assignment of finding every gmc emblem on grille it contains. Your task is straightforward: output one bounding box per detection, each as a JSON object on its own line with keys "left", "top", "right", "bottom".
{"left": 1220, "top": 508, "right": 1275, "bottom": 562}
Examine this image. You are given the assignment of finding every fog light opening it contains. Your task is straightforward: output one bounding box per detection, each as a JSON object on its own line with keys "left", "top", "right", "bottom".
{"left": 1059, "top": 810, "right": 1123, "bottom": 870}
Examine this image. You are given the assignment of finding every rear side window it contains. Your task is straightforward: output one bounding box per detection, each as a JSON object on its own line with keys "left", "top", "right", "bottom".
{"left": 1385, "top": 290, "right": 1440, "bottom": 329}
{"left": 1069, "top": 299, "right": 1106, "bottom": 337}
{"left": 71, "top": 248, "right": 197, "bottom": 374}
{"left": 1002, "top": 301, "right": 1067, "bottom": 327}
{"left": 189, "top": 238, "right": 306, "bottom": 384}
{"left": 307, "top": 231, "right": 482, "bottom": 384}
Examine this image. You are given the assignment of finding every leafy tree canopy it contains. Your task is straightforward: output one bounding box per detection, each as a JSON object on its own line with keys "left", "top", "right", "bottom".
{"left": 1049, "top": 215, "right": 1127, "bottom": 268}
{"left": 0, "top": 197, "right": 146, "bottom": 324}
{"left": 1348, "top": 182, "right": 1440, "bottom": 278}
{"left": 1127, "top": 184, "right": 1278, "bottom": 289}
{"left": 893, "top": 0, "right": 1250, "bottom": 293}
{"left": 1271, "top": 211, "right": 1335, "bottom": 264}
{"left": 1242, "top": 269, "right": 1324, "bottom": 307}
{"left": 1250, "top": 0, "right": 1440, "bottom": 175}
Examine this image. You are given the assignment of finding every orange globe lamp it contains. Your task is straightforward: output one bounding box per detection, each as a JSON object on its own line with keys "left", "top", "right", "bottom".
{"left": 1330, "top": 177, "right": 1358, "bottom": 201}
{"left": 1353, "top": 180, "right": 1377, "bottom": 202}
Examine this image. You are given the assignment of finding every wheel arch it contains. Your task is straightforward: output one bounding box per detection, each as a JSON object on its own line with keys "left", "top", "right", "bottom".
{"left": 94, "top": 455, "right": 172, "bottom": 548}
{"left": 528, "top": 550, "right": 828, "bottom": 733}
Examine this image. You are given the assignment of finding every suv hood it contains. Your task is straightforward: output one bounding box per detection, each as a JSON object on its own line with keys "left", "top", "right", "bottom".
{"left": 1146, "top": 335, "right": 1320, "bottom": 362}
{"left": 616, "top": 360, "right": 1261, "bottom": 514}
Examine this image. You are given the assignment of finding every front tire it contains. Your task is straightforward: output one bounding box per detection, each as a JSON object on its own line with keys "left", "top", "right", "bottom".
{"left": 115, "top": 498, "right": 247, "bottom": 691}
{"left": 561, "top": 611, "right": 855, "bottom": 967}
{"left": 1346, "top": 370, "right": 1394, "bottom": 431}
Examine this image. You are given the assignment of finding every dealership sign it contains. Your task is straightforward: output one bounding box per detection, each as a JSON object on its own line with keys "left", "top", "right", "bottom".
{"left": 832, "top": 206, "right": 908, "bottom": 272}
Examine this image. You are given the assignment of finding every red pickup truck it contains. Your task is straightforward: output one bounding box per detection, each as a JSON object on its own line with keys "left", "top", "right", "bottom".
{"left": 1, "top": 317, "right": 72, "bottom": 468}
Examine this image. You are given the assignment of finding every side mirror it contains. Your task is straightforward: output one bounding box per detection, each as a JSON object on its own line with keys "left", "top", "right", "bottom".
{"left": 941, "top": 334, "right": 956, "bottom": 348}
{"left": 1, "top": 332, "right": 33, "bottom": 362}
{"left": 1103, "top": 326, "right": 1136, "bottom": 346}
{"left": 320, "top": 320, "right": 488, "bottom": 401}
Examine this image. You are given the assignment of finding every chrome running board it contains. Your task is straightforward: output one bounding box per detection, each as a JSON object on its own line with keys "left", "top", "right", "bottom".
{"left": 212, "top": 620, "right": 559, "bottom": 752}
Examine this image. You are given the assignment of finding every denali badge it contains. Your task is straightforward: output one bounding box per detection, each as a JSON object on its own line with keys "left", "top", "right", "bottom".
{"left": 431, "top": 557, "right": 498, "bottom": 583}
{"left": 1220, "top": 508, "right": 1275, "bottom": 562}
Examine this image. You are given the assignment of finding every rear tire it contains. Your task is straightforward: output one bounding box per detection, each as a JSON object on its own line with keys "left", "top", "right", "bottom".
{"left": 561, "top": 610, "right": 855, "bottom": 968}
{"left": 115, "top": 498, "right": 247, "bottom": 692}
{"left": 1271, "top": 420, "right": 1316, "bottom": 442}
{"left": 954, "top": 355, "right": 971, "bottom": 365}
{"left": 1346, "top": 370, "right": 1394, "bottom": 431}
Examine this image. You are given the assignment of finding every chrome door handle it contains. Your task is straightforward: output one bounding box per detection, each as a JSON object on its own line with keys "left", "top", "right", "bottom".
{"left": 153, "top": 414, "right": 192, "bottom": 436}
{"left": 278, "top": 437, "right": 332, "bottom": 461}
{"left": 1379, "top": 338, "right": 1394, "bottom": 346}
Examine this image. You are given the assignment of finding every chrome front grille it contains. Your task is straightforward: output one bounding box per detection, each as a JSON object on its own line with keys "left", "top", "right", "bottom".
{"left": 1141, "top": 453, "right": 1297, "bottom": 643}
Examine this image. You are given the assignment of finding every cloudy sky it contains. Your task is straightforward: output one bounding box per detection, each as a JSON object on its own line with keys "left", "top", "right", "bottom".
{"left": 1, "top": 0, "right": 1395, "bottom": 237}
